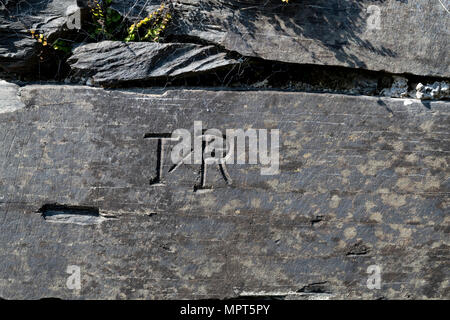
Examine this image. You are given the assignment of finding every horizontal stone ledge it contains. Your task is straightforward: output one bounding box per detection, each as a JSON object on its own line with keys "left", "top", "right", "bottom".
{"left": 0, "top": 82, "right": 448, "bottom": 299}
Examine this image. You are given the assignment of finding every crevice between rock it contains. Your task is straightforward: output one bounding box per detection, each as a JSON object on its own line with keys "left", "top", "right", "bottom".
{"left": 2, "top": 0, "right": 449, "bottom": 100}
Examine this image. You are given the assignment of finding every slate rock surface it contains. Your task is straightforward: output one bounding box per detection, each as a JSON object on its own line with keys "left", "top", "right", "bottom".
{"left": 0, "top": 81, "right": 448, "bottom": 299}
{"left": 0, "top": 0, "right": 78, "bottom": 74}
{"left": 2, "top": 0, "right": 450, "bottom": 79}
{"left": 113, "top": 0, "right": 450, "bottom": 77}
{"left": 68, "top": 41, "right": 239, "bottom": 86}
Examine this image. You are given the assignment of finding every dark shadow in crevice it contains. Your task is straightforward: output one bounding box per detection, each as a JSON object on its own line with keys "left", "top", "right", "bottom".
{"left": 84, "top": 55, "right": 446, "bottom": 98}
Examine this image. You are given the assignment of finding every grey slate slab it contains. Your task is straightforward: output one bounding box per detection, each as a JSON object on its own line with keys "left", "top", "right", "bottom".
{"left": 113, "top": 0, "right": 450, "bottom": 77}
{"left": 68, "top": 41, "right": 239, "bottom": 86}
{"left": 0, "top": 82, "right": 448, "bottom": 299}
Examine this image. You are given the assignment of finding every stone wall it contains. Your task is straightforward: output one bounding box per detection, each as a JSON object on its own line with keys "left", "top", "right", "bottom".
{"left": 0, "top": 0, "right": 448, "bottom": 300}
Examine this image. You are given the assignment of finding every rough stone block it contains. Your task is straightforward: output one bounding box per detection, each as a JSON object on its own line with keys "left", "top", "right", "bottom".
{"left": 0, "top": 82, "right": 448, "bottom": 299}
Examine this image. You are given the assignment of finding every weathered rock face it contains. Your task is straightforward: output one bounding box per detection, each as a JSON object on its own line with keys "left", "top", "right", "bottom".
{"left": 68, "top": 41, "right": 238, "bottom": 86}
{"left": 4, "top": 0, "right": 449, "bottom": 79}
{"left": 0, "top": 0, "right": 77, "bottom": 74}
{"left": 113, "top": 0, "right": 450, "bottom": 78}
{"left": 0, "top": 0, "right": 448, "bottom": 302}
{"left": 0, "top": 81, "right": 448, "bottom": 299}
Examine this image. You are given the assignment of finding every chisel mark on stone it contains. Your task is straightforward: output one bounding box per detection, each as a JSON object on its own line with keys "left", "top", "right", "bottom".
{"left": 311, "top": 215, "right": 324, "bottom": 226}
{"left": 297, "top": 281, "right": 331, "bottom": 294}
{"left": 38, "top": 204, "right": 115, "bottom": 225}
{"left": 144, "top": 133, "right": 176, "bottom": 186}
{"left": 346, "top": 241, "right": 371, "bottom": 256}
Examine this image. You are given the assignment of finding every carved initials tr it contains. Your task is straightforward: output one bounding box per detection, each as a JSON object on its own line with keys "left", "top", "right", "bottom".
{"left": 144, "top": 132, "right": 232, "bottom": 191}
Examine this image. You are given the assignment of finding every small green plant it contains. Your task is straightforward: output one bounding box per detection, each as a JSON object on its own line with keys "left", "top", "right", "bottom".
{"left": 88, "top": 0, "right": 172, "bottom": 42}
{"left": 30, "top": 30, "right": 48, "bottom": 46}
{"left": 29, "top": 30, "right": 72, "bottom": 53}
{"left": 124, "top": 3, "right": 172, "bottom": 42}
{"left": 28, "top": 0, "right": 172, "bottom": 58}
{"left": 52, "top": 39, "right": 72, "bottom": 53}
{"left": 89, "top": 0, "right": 124, "bottom": 40}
